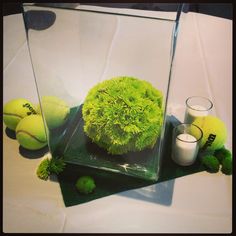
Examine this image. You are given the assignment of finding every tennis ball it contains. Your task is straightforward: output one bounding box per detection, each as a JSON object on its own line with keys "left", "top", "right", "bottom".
{"left": 16, "top": 115, "right": 48, "bottom": 150}
{"left": 37, "top": 96, "right": 70, "bottom": 129}
{"left": 192, "top": 115, "right": 227, "bottom": 152}
{"left": 3, "top": 98, "right": 37, "bottom": 130}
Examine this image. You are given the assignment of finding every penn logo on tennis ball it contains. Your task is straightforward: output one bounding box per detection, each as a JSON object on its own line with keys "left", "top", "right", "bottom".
{"left": 192, "top": 115, "right": 227, "bottom": 152}
{"left": 202, "top": 133, "right": 216, "bottom": 151}
{"left": 22, "top": 103, "right": 37, "bottom": 115}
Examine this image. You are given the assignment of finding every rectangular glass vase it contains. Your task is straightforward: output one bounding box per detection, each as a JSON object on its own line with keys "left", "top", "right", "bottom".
{"left": 23, "top": 3, "right": 184, "bottom": 181}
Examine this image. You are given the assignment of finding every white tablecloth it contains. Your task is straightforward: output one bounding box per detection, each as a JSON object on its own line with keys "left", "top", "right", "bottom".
{"left": 3, "top": 6, "right": 232, "bottom": 233}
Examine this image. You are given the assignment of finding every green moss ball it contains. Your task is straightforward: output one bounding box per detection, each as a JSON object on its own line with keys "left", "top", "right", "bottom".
{"left": 221, "top": 157, "right": 232, "bottom": 175}
{"left": 16, "top": 115, "right": 47, "bottom": 150}
{"left": 75, "top": 176, "right": 96, "bottom": 194}
{"left": 37, "top": 96, "right": 70, "bottom": 129}
{"left": 214, "top": 148, "right": 232, "bottom": 163}
{"left": 192, "top": 115, "right": 227, "bottom": 152}
{"left": 201, "top": 155, "right": 220, "bottom": 173}
{"left": 82, "top": 76, "right": 164, "bottom": 155}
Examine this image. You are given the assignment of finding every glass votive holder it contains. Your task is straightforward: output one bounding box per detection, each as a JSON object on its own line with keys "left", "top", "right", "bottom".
{"left": 171, "top": 123, "right": 203, "bottom": 166}
{"left": 184, "top": 96, "right": 213, "bottom": 123}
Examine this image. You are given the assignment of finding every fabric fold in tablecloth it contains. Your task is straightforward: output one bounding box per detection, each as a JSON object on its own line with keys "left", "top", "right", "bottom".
{"left": 57, "top": 115, "right": 206, "bottom": 207}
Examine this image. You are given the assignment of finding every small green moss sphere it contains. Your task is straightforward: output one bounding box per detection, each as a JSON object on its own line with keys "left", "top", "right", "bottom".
{"left": 214, "top": 148, "right": 232, "bottom": 163}
{"left": 82, "top": 76, "right": 164, "bottom": 155}
{"left": 221, "top": 157, "right": 232, "bottom": 175}
{"left": 201, "top": 155, "right": 220, "bottom": 173}
{"left": 192, "top": 116, "right": 227, "bottom": 152}
{"left": 75, "top": 176, "right": 96, "bottom": 194}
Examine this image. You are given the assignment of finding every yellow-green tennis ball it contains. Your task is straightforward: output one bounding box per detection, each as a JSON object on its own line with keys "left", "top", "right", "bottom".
{"left": 16, "top": 115, "right": 48, "bottom": 150}
{"left": 3, "top": 98, "right": 37, "bottom": 131}
{"left": 37, "top": 96, "right": 70, "bottom": 129}
{"left": 192, "top": 115, "right": 227, "bottom": 152}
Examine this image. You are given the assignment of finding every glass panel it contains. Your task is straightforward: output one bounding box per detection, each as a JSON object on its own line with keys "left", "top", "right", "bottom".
{"left": 22, "top": 4, "right": 184, "bottom": 180}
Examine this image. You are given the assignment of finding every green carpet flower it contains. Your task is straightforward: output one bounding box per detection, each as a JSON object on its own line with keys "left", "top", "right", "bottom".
{"left": 82, "top": 76, "right": 164, "bottom": 155}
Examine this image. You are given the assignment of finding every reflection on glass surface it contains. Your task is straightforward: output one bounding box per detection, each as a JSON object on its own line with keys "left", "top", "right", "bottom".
{"left": 23, "top": 4, "right": 184, "bottom": 180}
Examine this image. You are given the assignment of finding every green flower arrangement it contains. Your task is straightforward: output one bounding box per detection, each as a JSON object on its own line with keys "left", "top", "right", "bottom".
{"left": 82, "top": 76, "right": 164, "bottom": 155}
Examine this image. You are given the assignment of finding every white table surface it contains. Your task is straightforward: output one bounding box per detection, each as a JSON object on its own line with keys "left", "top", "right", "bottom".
{"left": 3, "top": 6, "right": 232, "bottom": 233}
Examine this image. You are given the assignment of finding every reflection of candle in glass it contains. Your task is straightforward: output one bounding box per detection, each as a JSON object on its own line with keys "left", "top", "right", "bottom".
{"left": 172, "top": 133, "right": 198, "bottom": 166}
{"left": 185, "top": 105, "right": 208, "bottom": 123}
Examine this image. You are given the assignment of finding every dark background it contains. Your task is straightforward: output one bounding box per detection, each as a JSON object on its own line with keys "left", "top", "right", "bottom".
{"left": 2, "top": 3, "right": 233, "bottom": 20}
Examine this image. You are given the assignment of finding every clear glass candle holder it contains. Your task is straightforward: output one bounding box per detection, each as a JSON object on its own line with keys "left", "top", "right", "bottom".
{"left": 171, "top": 123, "right": 203, "bottom": 166}
{"left": 184, "top": 96, "right": 213, "bottom": 124}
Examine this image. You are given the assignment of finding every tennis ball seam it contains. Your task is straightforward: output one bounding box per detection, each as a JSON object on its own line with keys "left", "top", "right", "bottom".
{"left": 16, "top": 130, "right": 47, "bottom": 143}
{"left": 3, "top": 112, "right": 24, "bottom": 118}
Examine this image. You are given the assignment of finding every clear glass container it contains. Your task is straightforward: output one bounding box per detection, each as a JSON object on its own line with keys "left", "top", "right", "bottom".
{"left": 22, "top": 3, "right": 186, "bottom": 180}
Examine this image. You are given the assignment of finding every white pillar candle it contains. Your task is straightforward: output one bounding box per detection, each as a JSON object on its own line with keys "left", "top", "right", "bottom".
{"left": 172, "top": 133, "right": 198, "bottom": 166}
{"left": 184, "top": 105, "right": 208, "bottom": 123}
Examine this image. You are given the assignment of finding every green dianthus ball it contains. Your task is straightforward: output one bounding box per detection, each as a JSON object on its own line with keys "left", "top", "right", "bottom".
{"left": 82, "top": 76, "right": 164, "bottom": 155}
{"left": 201, "top": 155, "right": 220, "bottom": 173}
{"left": 221, "top": 157, "right": 232, "bottom": 175}
{"left": 75, "top": 176, "right": 96, "bottom": 194}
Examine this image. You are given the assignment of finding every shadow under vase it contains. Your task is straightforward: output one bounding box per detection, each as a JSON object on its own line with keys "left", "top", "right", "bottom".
{"left": 118, "top": 179, "right": 175, "bottom": 206}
